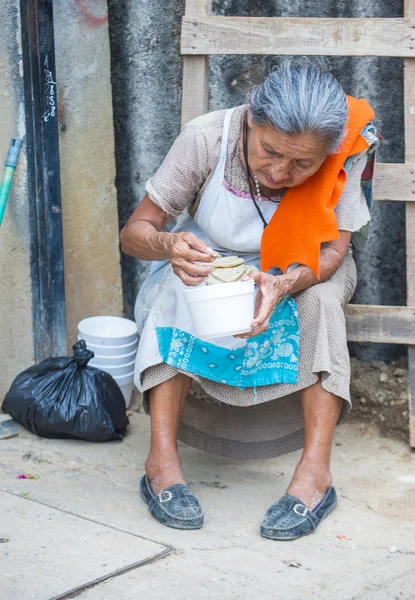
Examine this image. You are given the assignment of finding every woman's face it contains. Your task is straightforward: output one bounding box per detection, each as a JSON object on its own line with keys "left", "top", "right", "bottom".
{"left": 245, "top": 112, "right": 329, "bottom": 191}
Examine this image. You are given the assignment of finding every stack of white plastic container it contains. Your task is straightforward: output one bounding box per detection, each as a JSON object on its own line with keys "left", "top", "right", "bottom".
{"left": 78, "top": 316, "right": 138, "bottom": 408}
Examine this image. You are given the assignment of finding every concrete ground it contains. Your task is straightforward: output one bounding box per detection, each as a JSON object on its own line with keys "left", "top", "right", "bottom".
{"left": 1, "top": 406, "right": 414, "bottom": 600}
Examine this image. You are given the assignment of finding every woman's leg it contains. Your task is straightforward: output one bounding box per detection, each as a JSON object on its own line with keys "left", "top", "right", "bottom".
{"left": 286, "top": 380, "right": 342, "bottom": 509}
{"left": 145, "top": 373, "right": 191, "bottom": 494}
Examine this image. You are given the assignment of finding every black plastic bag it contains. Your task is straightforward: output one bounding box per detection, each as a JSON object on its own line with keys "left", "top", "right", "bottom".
{"left": 2, "top": 340, "right": 129, "bottom": 442}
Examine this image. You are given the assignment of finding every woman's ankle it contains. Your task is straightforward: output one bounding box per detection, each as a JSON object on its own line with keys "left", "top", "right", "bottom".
{"left": 145, "top": 452, "right": 186, "bottom": 494}
{"left": 286, "top": 457, "right": 332, "bottom": 509}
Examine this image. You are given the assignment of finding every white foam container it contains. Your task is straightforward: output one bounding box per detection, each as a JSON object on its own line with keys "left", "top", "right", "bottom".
{"left": 78, "top": 316, "right": 138, "bottom": 346}
{"left": 113, "top": 370, "right": 135, "bottom": 386}
{"left": 78, "top": 336, "right": 138, "bottom": 356}
{"left": 113, "top": 371, "right": 135, "bottom": 408}
{"left": 183, "top": 280, "right": 255, "bottom": 338}
{"left": 88, "top": 349, "right": 137, "bottom": 367}
{"left": 90, "top": 359, "right": 136, "bottom": 377}
{"left": 119, "top": 382, "right": 134, "bottom": 408}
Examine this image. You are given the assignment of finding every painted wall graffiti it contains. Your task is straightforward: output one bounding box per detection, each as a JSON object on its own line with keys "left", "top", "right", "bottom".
{"left": 43, "top": 55, "right": 56, "bottom": 122}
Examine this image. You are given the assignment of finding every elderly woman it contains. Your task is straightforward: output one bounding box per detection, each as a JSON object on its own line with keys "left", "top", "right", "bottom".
{"left": 121, "top": 63, "right": 378, "bottom": 540}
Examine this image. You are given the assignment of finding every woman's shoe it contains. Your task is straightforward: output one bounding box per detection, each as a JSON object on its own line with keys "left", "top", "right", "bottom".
{"left": 140, "top": 475, "right": 204, "bottom": 530}
{"left": 260, "top": 486, "right": 337, "bottom": 541}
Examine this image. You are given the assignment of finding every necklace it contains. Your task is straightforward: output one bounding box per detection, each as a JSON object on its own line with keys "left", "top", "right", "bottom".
{"left": 242, "top": 113, "right": 268, "bottom": 229}
{"left": 253, "top": 173, "right": 263, "bottom": 202}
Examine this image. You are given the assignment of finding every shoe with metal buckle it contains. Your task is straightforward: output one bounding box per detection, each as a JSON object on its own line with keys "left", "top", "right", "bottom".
{"left": 140, "top": 475, "right": 204, "bottom": 530}
{"left": 260, "top": 486, "right": 337, "bottom": 541}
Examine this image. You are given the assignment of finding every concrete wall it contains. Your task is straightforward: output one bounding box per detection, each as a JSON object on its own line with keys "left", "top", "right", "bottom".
{"left": 54, "top": 0, "right": 123, "bottom": 349}
{"left": 108, "top": 0, "right": 406, "bottom": 361}
{"left": 107, "top": 0, "right": 185, "bottom": 316}
{"left": 0, "top": 0, "right": 122, "bottom": 399}
{"left": 0, "top": 0, "right": 34, "bottom": 400}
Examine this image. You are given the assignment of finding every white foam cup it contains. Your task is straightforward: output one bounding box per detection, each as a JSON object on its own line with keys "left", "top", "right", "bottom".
{"left": 119, "top": 382, "right": 134, "bottom": 408}
{"left": 90, "top": 359, "right": 136, "bottom": 378}
{"left": 88, "top": 349, "right": 137, "bottom": 367}
{"left": 78, "top": 336, "right": 138, "bottom": 357}
{"left": 113, "top": 371, "right": 135, "bottom": 408}
{"left": 113, "top": 371, "right": 134, "bottom": 386}
{"left": 78, "top": 316, "right": 138, "bottom": 346}
{"left": 183, "top": 280, "right": 255, "bottom": 338}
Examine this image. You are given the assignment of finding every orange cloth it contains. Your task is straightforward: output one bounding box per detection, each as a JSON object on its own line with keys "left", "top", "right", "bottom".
{"left": 260, "top": 96, "right": 375, "bottom": 279}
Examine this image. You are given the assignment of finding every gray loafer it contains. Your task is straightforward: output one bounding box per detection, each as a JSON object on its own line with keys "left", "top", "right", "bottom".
{"left": 260, "top": 486, "right": 337, "bottom": 541}
{"left": 140, "top": 475, "right": 204, "bottom": 530}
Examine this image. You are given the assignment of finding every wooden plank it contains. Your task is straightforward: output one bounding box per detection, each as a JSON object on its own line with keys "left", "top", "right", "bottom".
{"left": 374, "top": 163, "right": 415, "bottom": 201}
{"left": 404, "top": 0, "right": 415, "bottom": 446}
{"left": 409, "top": 355, "right": 415, "bottom": 446}
{"left": 181, "top": 56, "right": 209, "bottom": 126}
{"left": 345, "top": 305, "right": 415, "bottom": 345}
{"left": 181, "top": 0, "right": 210, "bottom": 126}
{"left": 181, "top": 17, "right": 415, "bottom": 57}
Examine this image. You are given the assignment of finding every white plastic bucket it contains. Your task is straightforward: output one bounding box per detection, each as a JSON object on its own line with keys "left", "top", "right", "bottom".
{"left": 90, "top": 359, "right": 136, "bottom": 377}
{"left": 78, "top": 316, "right": 138, "bottom": 346}
{"left": 88, "top": 349, "right": 137, "bottom": 367}
{"left": 78, "top": 336, "right": 138, "bottom": 356}
{"left": 183, "top": 280, "right": 255, "bottom": 338}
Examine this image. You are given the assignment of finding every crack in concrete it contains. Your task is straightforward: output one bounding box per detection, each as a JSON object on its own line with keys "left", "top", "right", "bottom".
{"left": 0, "top": 487, "right": 174, "bottom": 553}
{"left": 1, "top": 488, "right": 176, "bottom": 600}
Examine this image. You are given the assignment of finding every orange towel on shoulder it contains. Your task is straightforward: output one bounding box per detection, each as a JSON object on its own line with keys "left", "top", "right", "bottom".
{"left": 260, "top": 96, "right": 375, "bottom": 279}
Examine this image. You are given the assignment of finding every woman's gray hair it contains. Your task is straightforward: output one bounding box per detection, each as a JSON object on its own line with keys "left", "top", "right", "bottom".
{"left": 249, "top": 63, "right": 348, "bottom": 154}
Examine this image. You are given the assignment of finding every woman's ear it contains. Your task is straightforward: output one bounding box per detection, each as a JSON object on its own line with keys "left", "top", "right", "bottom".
{"left": 247, "top": 109, "right": 254, "bottom": 131}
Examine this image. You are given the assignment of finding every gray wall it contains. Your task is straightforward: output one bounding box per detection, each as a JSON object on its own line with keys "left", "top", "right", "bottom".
{"left": 0, "top": 0, "right": 122, "bottom": 399}
{"left": 0, "top": 0, "right": 35, "bottom": 400}
{"left": 108, "top": 0, "right": 406, "bottom": 361}
{"left": 54, "top": 0, "right": 123, "bottom": 349}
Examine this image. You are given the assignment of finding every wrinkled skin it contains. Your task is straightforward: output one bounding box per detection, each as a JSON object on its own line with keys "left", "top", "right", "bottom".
{"left": 240, "top": 111, "right": 328, "bottom": 195}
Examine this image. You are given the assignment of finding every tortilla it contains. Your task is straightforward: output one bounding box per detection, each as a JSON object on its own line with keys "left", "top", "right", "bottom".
{"left": 208, "top": 249, "right": 221, "bottom": 259}
{"left": 211, "top": 263, "right": 246, "bottom": 283}
{"left": 205, "top": 274, "right": 222, "bottom": 286}
{"left": 212, "top": 255, "right": 245, "bottom": 268}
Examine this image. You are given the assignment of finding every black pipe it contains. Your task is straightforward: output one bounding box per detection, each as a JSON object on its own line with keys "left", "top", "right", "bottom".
{"left": 20, "top": 0, "right": 67, "bottom": 360}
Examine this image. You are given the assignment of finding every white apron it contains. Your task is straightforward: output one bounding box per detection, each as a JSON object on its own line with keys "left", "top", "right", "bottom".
{"left": 134, "top": 108, "right": 299, "bottom": 392}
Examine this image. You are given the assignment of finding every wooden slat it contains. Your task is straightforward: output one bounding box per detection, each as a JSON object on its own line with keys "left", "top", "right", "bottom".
{"left": 181, "top": 17, "right": 415, "bottom": 57}
{"left": 345, "top": 305, "right": 415, "bottom": 344}
{"left": 374, "top": 163, "right": 415, "bottom": 201}
{"left": 181, "top": 1, "right": 210, "bottom": 126}
{"left": 404, "top": 0, "right": 415, "bottom": 446}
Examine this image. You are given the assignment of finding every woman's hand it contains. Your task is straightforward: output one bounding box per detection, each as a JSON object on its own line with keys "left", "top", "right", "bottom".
{"left": 119, "top": 195, "right": 214, "bottom": 286}
{"left": 236, "top": 270, "right": 291, "bottom": 338}
{"left": 165, "top": 232, "right": 214, "bottom": 286}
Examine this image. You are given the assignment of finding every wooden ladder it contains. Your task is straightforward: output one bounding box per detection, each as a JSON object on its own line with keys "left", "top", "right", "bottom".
{"left": 180, "top": 0, "right": 415, "bottom": 446}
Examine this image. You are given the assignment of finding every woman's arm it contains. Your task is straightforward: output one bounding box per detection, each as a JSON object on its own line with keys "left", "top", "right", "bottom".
{"left": 238, "top": 230, "right": 352, "bottom": 338}
{"left": 120, "top": 195, "right": 175, "bottom": 260}
{"left": 120, "top": 195, "right": 214, "bottom": 285}
{"left": 280, "top": 230, "right": 352, "bottom": 295}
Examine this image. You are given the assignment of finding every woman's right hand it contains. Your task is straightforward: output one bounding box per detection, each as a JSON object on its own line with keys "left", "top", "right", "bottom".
{"left": 165, "top": 232, "right": 214, "bottom": 286}
{"left": 120, "top": 195, "right": 215, "bottom": 285}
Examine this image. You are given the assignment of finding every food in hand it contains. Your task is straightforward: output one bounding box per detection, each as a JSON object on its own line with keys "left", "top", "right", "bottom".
{"left": 206, "top": 255, "right": 255, "bottom": 285}
{"left": 211, "top": 255, "right": 245, "bottom": 268}
{"left": 207, "top": 249, "right": 221, "bottom": 259}
{"left": 210, "top": 264, "right": 245, "bottom": 283}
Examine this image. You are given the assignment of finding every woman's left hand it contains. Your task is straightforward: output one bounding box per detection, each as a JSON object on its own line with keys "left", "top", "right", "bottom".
{"left": 235, "top": 270, "right": 290, "bottom": 339}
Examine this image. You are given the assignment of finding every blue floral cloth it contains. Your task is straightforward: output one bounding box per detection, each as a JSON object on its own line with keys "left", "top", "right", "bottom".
{"left": 156, "top": 296, "right": 299, "bottom": 388}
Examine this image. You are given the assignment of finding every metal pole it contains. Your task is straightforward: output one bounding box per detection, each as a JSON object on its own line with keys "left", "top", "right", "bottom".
{"left": 20, "top": 0, "right": 67, "bottom": 359}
